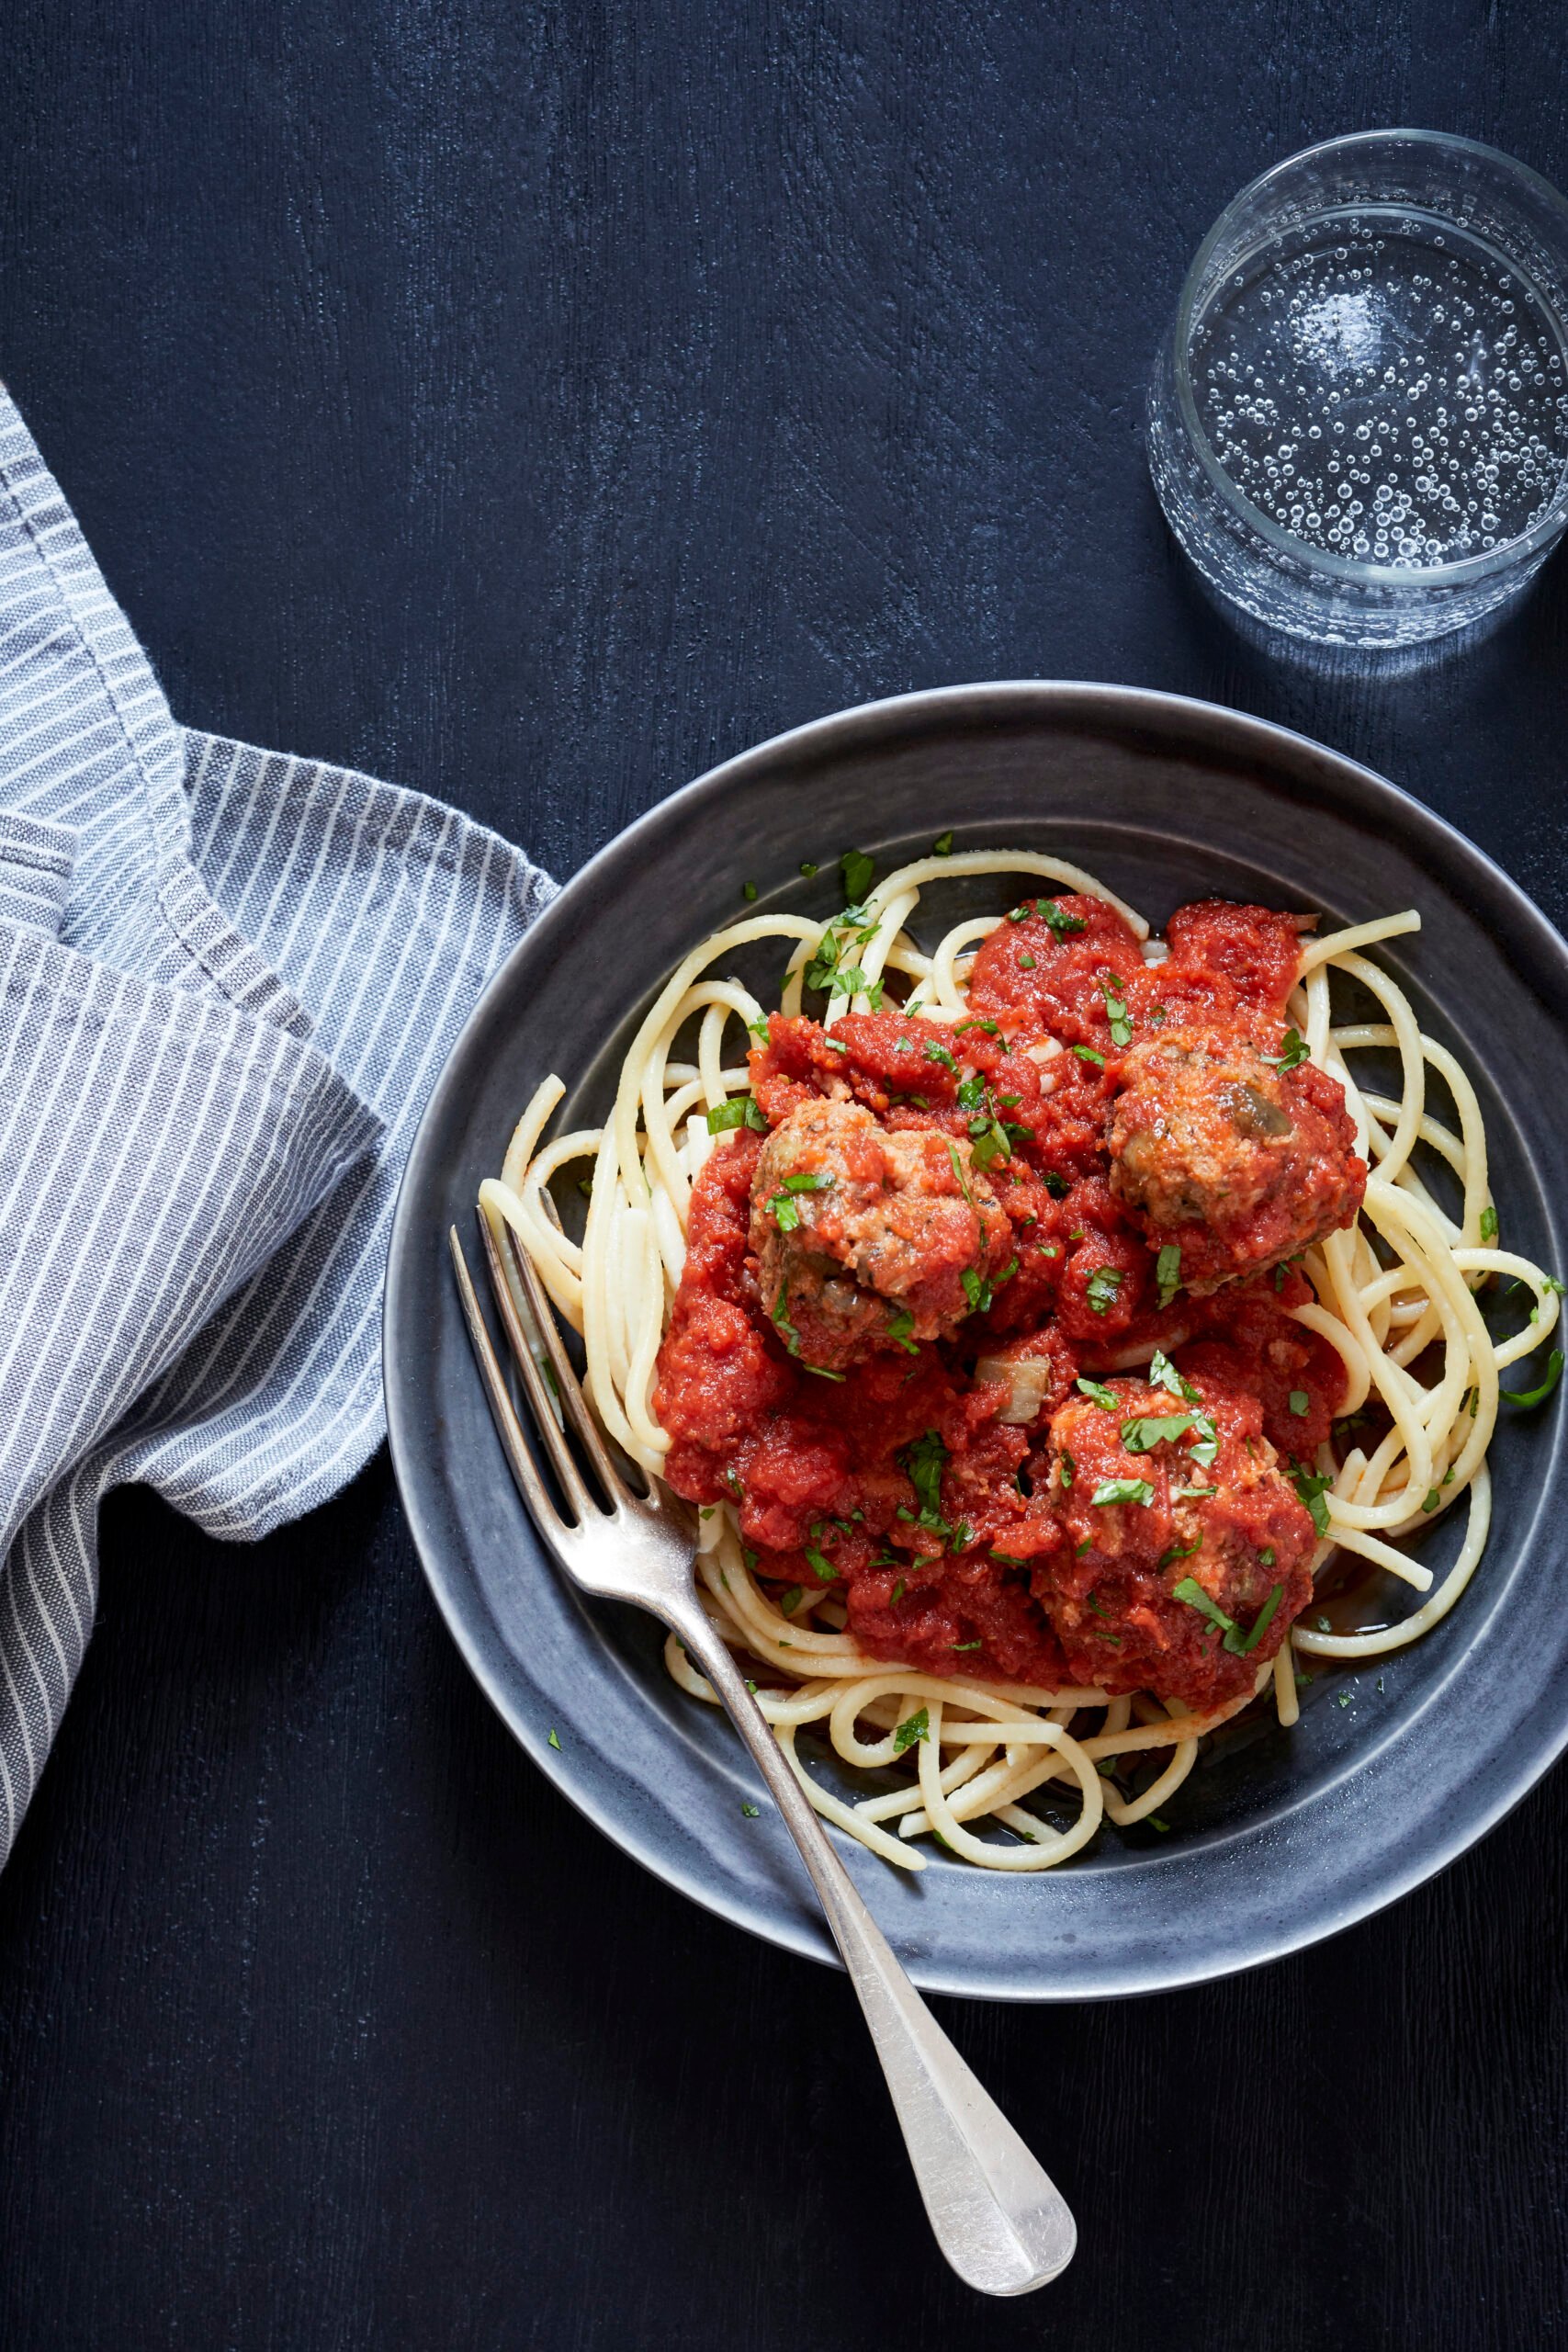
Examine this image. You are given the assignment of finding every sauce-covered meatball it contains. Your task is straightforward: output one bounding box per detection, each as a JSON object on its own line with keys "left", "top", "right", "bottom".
{"left": 1106, "top": 1025, "right": 1364, "bottom": 1294}
{"left": 1034, "top": 1364, "right": 1316, "bottom": 1712}
{"left": 750, "top": 1097, "right": 1012, "bottom": 1371}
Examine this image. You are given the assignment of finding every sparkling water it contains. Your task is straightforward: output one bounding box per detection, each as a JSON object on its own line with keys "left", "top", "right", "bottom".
{"left": 1190, "top": 208, "right": 1568, "bottom": 571}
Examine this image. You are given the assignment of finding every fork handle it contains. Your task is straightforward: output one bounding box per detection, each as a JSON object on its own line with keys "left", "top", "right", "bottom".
{"left": 667, "top": 1600, "right": 1077, "bottom": 2297}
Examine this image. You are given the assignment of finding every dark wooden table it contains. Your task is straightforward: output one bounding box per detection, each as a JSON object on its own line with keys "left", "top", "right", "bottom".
{"left": 4, "top": 6, "right": 1568, "bottom": 2346}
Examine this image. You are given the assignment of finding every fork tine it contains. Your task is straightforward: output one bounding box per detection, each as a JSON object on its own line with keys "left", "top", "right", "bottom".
{"left": 447, "top": 1227, "right": 574, "bottom": 1547}
{"left": 474, "top": 1213, "right": 603, "bottom": 1522}
{"left": 487, "top": 1209, "right": 635, "bottom": 1506}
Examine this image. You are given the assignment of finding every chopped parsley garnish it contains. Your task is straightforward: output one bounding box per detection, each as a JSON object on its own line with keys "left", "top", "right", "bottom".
{"left": 894, "top": 1708, "right": 930, "bottom": 1752}
{"left": 804, "top": 905, "right": 880, "bottom": 994}
{"left": 932, "top": 831, "right": 954, "bottom": 856}
{"left": 1172, "top": 1577, "right": 1278, "bottom": 1653}
{"left": 1038, "top": 899, "right": 1088, "bottom": 937}
{"left": 769, "top": 1288, "right": 844, "bottom": 1379}
{"left": 1085, "top": 1265, "right": 1123, "bottom": 1317}
{"left": 961, "top": 1265, "right": 989, "bottom": 1313}
{"left": 1092, "top": 1476, "right": 1156, "bottom": 1508}
{"left": 944, "top": 1138, "right": 976, "bottom": 1213}
{"left": 969, "top": 1122, "right": 1013, "bottom": 1171}
{"left": 924, "top": 1040, "right": 959, "bottom": 1075}
{"left": 1532, "top": 1275, "right": 1568, "bottom": 1323}
{"left": 1421, "top": 1489, "right": 1441, "bottom": 1514}
{"left": 1501, "top": 1349, "right": 1564, "bottom": 1408}
{"left": 1072, "top": 1044, "right": 1106, "bottom": 1069}
{"left": 747, "top": 1013, "right": 770, "bottom": 1044}
{"left": 1076, "top": 1376, "right": 1119, "bottom": 1408}
{"left": 1264, "top": 1027, "right": 1309, "bottom": 1073}
{"left": 804, "top": 1546, "right": 837, "bottom": 1582}
{"left": 956, "top": 1073, "right": 987, "bottom": 1113}
{"left": 1059, "top": 1448, "right": 1075, "bottom": 1492}
{"left": 989, "top": 1549, "right": 1029, "bottom": 1566}
{"left": 885, "top": 1306, "right": 920, "bottom": 1356}
{"left": 1120, "top": 1411, "right": 1201, "bottom": 1453}
{"left": 1098, "top": 973, "right": 1134, "bottom": 1046}
{"left": 742, "top": 879, "right": 758, "bottom": 901}
{"left": 766, "top": 1169, "right": 835, "bottom": 1232}
{"left": 890, "top": 1577, "right": 907, "bottom": 1603}
{"left": 1016, "top": 952, "right": 1037, "bottom": 969}
{"left": 1479, "top": 1204, "right": 1498, "bottom": 1241}
{"left": 1290, "top": 1461, "right": 1334, "bottom": 1537}
{"left": 778, "top": 1586, "right": 803, "bottom": 1614}
{"left": 741, "top": 1802, "right": 761, "bottom": 1816}
{"left": 1155, "top": 1243, "right": 1182, "bottom": 1311}
{"left": 707, "top": 1093, "right": 767, "bottom": 1133}
{"left": 1288, "top": 1389, "right": 1310, "bottom": 1416}
{"left": 1258, "top": 1546, "right": 1275, "bottom": 1566}
{"left": 547, "top": 1727, "right": 561, "bottom": 1750}
{"left": 798, "top": 859, "right": 818, "bottom": 878}
{"left": 954, "top": 1015, "right": 1004, "bottom": 1046}
{"left": 1172, "top": 1577, "right": 1234, "bottom": 1638}
{"left": 898, "top": 1428, "right": 952, "bottom": 1538}
{"left": 1228, "top": 1583, "right": 1283, "bottom": 1656}
{"left": 952, "top": 1639, "right": 982, "bottom": 1653}
{"left": 1148, "top": 1348, "right": 1199, "bottom": 1403}
{"left": 1042, "top": 1170, "right": 1069, "bottom": 1198}
{"left": 840, "top": 848, "right": 875, "bottom": 902}
{"left": 1157, "top": 1535, "right": 1201, "bottom": 1570}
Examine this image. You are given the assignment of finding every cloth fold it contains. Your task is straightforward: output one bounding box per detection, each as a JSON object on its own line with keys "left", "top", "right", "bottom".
{"left": 0, "top": 387, "right": 556, "bottom": 1855}
{"left": 0, "top": 809, "right": 74, "bottom": 933}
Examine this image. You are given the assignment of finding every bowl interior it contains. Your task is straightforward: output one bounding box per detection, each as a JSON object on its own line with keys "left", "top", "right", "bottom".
{"left": 386, "top": 685, "right": 1568, "bottom": 1999}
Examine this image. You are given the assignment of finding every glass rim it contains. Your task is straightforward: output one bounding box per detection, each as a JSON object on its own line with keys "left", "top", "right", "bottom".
{"left": 1171, "top": 127, "right": 1568, "bottom": 587}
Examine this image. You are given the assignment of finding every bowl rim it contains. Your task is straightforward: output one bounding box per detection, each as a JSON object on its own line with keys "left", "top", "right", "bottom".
{"left": 384, "top": 679, "right": 1568, "bottom": 2000}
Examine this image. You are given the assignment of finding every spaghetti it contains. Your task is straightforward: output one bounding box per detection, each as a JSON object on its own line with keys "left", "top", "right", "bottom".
{"left": 479, "top": 850, "right": 1561, "bottom": 1872}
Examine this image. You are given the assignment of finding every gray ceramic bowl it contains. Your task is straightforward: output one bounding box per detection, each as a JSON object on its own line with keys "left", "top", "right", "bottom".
{"left": 384, "top": 683, "right": 1568, "bottom": 2001}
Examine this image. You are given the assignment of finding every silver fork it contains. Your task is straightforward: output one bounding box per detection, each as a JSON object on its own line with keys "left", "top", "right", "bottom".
{"left": 448, "top": 1216, "right": 1077, "bottom": 2299}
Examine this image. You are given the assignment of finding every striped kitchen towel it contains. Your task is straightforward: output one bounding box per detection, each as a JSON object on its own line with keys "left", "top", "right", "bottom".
{"left": 0, "top": 388, "right": 556, "bottom": 1857}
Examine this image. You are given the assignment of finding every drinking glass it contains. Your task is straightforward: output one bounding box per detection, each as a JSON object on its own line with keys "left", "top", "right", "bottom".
{"left": 1146, "top": 130, "right": 1568, "bottom": 647}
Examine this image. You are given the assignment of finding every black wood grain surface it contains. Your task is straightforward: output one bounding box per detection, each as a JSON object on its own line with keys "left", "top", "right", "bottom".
{"left": 4, "top": 5, "right": 1568, "bottom": 2346}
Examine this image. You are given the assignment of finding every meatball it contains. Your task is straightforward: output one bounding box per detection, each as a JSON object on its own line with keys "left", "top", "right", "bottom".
{"left": 750, "top": 1098, "right": 1012, "bottom": 1371}
{"left": 1032, "top": 1367, "right": 1316, "bottom": 1713}
{"left": 1106, "top": 1024, "right": 1364, "bottom": 1294}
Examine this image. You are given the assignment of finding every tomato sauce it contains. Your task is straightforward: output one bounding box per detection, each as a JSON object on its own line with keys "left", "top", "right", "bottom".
{"left": 653, "top": 894, "right": 1356, "bottom": 1709}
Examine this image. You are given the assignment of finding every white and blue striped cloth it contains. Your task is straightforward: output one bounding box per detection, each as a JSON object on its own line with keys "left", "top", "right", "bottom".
{"left": 0, "top": 388, "right": 556, "bottom": 1857}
